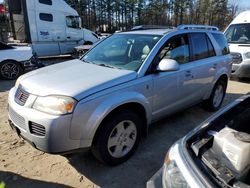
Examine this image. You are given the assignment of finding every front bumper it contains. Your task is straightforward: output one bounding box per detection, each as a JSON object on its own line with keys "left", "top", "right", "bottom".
{"left": 231, "top": 60, "right": 250, "bottom": 78}
{"left": 8, "top": 87, "right": 84, "bottom": 154}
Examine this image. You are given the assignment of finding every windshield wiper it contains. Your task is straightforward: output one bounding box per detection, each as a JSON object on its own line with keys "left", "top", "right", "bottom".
{"left": 82, "top": 59, "right": 94, "bottom": 64}
{"left": 98, "top": 63, "right": 120, "bottom": 69}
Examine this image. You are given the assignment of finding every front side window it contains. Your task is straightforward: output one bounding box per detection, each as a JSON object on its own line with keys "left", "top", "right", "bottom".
{"left": 39, "top": 13, "right": 53, "bottom": 22}
{"left": 159, "top": 35, "right": 190, "bottom": 64}
{"left": 82, "top": 34, "right": 161, "bottom": 71}
{"left": 224, "top": 23, "right": 250, "bottom": 44}
{"left": 66, "top": 16, "right": 81, "bottom": 29}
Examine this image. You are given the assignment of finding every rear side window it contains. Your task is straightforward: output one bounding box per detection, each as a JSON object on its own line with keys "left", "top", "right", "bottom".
{"left": 39, "top": 13, "right": 53, "bottom": 22}
{"left": 190, "top": 33, "right": 215, "bottom": 61}
{"left": 39, "top": 0, "right": 52, "bottom": 5}
{"left": 212, "top": 33, "right": 230, "bottom": 55}
{"left": 206, "top": 36, "right": 216, "bottom": 57}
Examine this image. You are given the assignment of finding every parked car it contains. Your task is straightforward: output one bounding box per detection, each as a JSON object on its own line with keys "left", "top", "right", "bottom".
{"left": 147, "top": 94, "right": 250, "bottom": 188}
{"left": 0, "top": 42, "right": 38, "bottom": 80}
{"left": 224, "top": 11, "right": 250, "bottom": 78}
{"left": 8, "top": 25, "right": 232, "bottom": 165}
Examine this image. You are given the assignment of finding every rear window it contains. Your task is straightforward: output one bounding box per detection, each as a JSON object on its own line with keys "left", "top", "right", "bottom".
{"left": 212, "top": 33, "right": 230, "bottom": 55}
{"left": 190, "top": 33, "right": 215, "bottom": 60}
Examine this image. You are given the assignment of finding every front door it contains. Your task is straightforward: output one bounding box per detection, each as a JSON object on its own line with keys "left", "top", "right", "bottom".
{"left": 152, "top": 34, "right": 197, "bottom": 120}
{"left": 60, "top": 16, "right": 83, "bottom": 54}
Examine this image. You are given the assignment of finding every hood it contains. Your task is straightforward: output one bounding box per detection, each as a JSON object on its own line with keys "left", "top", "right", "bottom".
{"left": 0, "top": 45, "right": 33, "bottom": 62}
{"left": 19, "top": 59, "right": 137, "bottom": 100}
{"left": 229, "top": 43, "right": 250, "bottom": 56}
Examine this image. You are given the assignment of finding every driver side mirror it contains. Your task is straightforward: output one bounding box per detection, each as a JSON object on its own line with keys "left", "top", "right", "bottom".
{"left": 156, "top": 59, "right": 180, "bottom": 72}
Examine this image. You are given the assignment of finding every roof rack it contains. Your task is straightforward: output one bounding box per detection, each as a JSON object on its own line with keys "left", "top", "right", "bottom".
{"left": 131, "top": 25, "right": 175, "bottom": 31}
{"left": 177, "top": 24, "right": 219, "bottom": 31}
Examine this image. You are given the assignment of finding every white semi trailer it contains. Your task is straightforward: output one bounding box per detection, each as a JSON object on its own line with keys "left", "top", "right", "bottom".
{"left": 8, "top": 0, "right": 99, "bottom": 57}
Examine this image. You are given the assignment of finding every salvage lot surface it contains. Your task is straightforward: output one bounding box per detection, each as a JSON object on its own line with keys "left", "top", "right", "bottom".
{"left": 0, "top": 59, "right": 250, "bottom": 188}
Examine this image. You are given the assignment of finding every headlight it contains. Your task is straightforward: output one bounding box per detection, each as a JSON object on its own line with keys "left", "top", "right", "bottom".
{"left": 33, "top": 96, "right": 77, "bottom": 115}
{"left": 162, "top": 148, "right": 190, "bottom": 188}
{"left": 244, "top": 52, "right": 250, "bottom": 59}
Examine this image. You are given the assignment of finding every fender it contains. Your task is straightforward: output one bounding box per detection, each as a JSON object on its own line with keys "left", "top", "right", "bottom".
{"left": 79, "top": 91, "right": 152, "bottom": 146}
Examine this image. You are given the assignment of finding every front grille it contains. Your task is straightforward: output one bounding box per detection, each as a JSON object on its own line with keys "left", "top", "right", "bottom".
{"left": 29, "top": 122, "right": 46, "bottom": 137}
{"left": 15, "top": 86, "right": 30, "bottom": 106}
{"left": 231, "top": 52, "right": 242, "bottom": 64}
{"left": 9, "top": 107, "right": 26, "bottom": 130}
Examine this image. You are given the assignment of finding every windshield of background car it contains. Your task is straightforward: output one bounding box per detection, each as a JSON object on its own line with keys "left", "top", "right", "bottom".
{"left": 82, "top": 34, "right": 161, "bottom": 71}
{"left": 225, "top": 23, "right": 250, "bottom": 44}
{"left": 0, "top": 42, "right": 14, "bottom": 50}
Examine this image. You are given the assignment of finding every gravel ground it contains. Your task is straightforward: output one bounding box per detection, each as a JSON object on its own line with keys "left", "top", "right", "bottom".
{"left": 0, "top": 60, "right": 249, "bottom": 188}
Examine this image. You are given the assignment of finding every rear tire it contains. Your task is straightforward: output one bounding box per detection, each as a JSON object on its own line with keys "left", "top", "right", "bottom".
{"left": 203, "top": 80, "right": 226, "bottom": 111}
{"left": 91, "top": 110, "right": 142, "bottom": 165}
{"left": 0, "top": 60, "right": 23, "bottom": 80}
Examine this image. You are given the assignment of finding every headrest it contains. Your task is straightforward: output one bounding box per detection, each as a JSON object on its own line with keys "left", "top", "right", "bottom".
{"left": 142, "top": 45, "right": 150, "bottom": 55}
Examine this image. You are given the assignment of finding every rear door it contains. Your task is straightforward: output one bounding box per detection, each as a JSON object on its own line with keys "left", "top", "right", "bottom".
{"left": 188, "top": 32, "right": 219, "bottom": 100}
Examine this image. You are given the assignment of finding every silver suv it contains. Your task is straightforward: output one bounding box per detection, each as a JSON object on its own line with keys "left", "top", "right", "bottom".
{"left": 8, "top": 25, "right": 232, "bottom": 165}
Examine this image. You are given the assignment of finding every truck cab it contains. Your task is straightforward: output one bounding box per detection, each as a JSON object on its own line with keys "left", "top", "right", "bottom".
{"left": 224, "top": 11, "right": 250, "bottom": 78}
{"left": 9, "top": 0, "right": 99, "bottom": 57}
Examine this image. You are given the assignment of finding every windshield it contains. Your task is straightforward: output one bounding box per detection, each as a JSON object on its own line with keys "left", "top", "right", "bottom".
{"left": 0, "top": 42, "right": 14, "bottom": 50}
{"left": 81, "top": 34, "right": 161, "bottom": 71}
{"left": 225, "top": 23, "right": 250, "bottom": 44}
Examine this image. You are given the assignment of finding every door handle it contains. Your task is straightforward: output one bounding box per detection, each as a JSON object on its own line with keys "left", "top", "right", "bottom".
{"left": 185, "top": 70, "right": 193, "bottom": 78}
{"left": 212, "top": 63, "right": 217, "bottom": 69}
{"left": 67, "top": 36, "right": 71, "bottom": 39}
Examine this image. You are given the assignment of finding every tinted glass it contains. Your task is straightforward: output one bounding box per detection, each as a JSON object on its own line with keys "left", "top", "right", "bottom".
{"left": 224, "top": 23, "right": 250, "bottom": 44}
{"left": 82, "top": 34, "right": 161, "bottom": 71}
{"left": 39, "top": 13, "right": 53, "bottom": 22}
{"left": 159, "top": 35, "right": 190, "bottom": 64}
{"left": 0, "top": 42, "right": 14, "bottom": 50}
{"left": 212, "top": 33, "right": 230, "bottom": 55}
{"left": 39, "top": 0, "right": 52, "bottom": 5}
{"left": 206, "top": 36, "right": 216, "bottom": 57}
{"left": 190, "top": 33, "right": 209, "bottom": 60}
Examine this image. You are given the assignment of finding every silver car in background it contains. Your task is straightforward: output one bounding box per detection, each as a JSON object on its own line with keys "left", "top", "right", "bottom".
{"left": 8, "top": 25, "right": 232, "bottom": 165}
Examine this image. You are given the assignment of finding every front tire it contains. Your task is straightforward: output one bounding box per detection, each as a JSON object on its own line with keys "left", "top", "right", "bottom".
{"left": 0, "top": 60, "right": 23, "bottom": 80}
{"left": 91, "top": 110, "right": 142, "bottom": 165}
{"left": 203, "top": 80, "right": 226, "bottom": 111}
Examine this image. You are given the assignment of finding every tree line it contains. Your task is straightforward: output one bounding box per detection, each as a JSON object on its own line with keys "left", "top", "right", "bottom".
{"left": 65, "top": 0, "right": 239, "bottom": 33}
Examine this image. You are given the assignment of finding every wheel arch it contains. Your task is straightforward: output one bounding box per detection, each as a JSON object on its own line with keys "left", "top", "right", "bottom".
{"left": 204, "top": 73, "right": 229, "bottom": 100}
{"left": 1, "top": 59, "right": 20, "bottom": 64}
{"left": 91, "top": 101, "right": 149, "bottom": 147}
